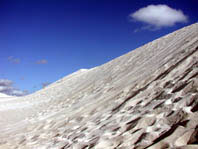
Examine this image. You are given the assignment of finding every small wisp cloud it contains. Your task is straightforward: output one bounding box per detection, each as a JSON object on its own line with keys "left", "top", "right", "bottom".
{"left": 130, "top": 4, "right": 188, "bottom": 31}
{"left": 36, "top": 59, "right": 48, "bottom": 64}
{"left": 8, "top": 56, "right": 20, "bottom": 64}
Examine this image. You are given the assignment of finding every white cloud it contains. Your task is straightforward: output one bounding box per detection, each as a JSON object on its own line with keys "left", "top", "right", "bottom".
{"left": 36, "top": 59, "right": 48, "bottom": 64}
{"left": 0, "top": 79, "right": 12, "bottom": 86}
{"left": 0, "top": 79, "right": 28, "bottom": 96}
{"left": 8, "top": 56, "right": 20, "bottom": 64}
{"left": 130, "top": 4, "right": 188, "bottom": 29}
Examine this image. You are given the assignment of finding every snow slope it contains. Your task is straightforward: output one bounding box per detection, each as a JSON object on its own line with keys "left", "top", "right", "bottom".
{"left": 0, "top": 23, "right": 198, "bottom": 149}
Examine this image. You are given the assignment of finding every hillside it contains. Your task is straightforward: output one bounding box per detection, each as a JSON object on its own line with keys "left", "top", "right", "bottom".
{"left": 0, "top": 23, "right": 198, "bottom": 149}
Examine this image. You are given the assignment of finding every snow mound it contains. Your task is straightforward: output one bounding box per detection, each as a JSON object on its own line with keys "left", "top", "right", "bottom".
{"left": 0, "top": 93, "right": 11, "bottom": 98}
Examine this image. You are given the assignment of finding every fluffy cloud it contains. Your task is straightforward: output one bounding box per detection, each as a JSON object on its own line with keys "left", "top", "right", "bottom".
{"left": 36, "top": 59, "right": 48, "bottom": 64}
{"left": 0, "top": 79, "right": 28, "bottom": 96}
{"left": 8, "top": 56, "right": 20, "bottom": 64}
{"left": 0, "top": 79, "right": 12, "bottom": 86}
{"left": 130, "top": 4, "right": 188, "bottom": 29}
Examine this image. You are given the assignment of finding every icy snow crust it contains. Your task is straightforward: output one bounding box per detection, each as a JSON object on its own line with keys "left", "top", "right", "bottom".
{"left": 0, "top": 23, "right": 198, "bottom": 149}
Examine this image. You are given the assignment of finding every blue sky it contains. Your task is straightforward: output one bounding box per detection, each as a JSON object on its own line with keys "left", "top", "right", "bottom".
{"left": 0, "top": 0, "right": 197, "bottom": 95}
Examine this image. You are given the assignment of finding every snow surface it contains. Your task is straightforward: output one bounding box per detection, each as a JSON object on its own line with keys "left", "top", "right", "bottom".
{"left": 0, "top": 93, "right": 11, "bottom": 98}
